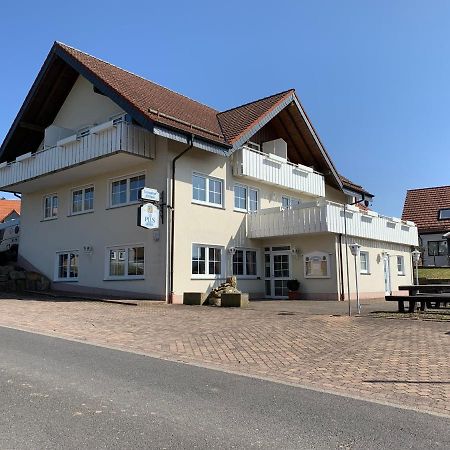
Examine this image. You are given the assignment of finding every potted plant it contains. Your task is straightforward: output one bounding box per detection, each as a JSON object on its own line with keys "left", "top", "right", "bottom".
{"left": 287, "top": 279, "right": 301, "bottom": 300}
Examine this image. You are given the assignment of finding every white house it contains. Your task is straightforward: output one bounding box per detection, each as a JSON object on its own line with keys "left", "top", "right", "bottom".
{"left": 0, "top": 42, "right": 418, "bottom": 302}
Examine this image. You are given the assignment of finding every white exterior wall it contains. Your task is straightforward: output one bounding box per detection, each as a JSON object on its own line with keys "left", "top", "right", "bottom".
{"left": 52, "top": 76, "right": 124, "bottom": 131}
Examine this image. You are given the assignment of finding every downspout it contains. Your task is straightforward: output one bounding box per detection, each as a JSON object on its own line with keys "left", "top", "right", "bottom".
{"left": 338, "top": 234, "right": 345, "bottom": 301}
{"left": 168, "top": 135, "right": 194, "bottom": 304}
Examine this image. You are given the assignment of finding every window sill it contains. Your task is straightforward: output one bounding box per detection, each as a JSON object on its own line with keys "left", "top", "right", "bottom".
{"left": 360, "top": 272, "right": 371, "bottom": 275}
{"left": 53, "top": 279, "right": 79, "bottom": 283}
{"left": 191, "top": 275, "right": 225, "bottom": 280}
{"left": 234, "top": 276, "right": 259, "bottom": 280}
{"left": 233, "top": 208, "right": 248, "bottom": 214}
{"left": 68, "top": 210, "right": 94, "bottom": 217}
{"left": 104, "top": 276, "right": 145, "bottom": 281}
{"left": 41, "top": 217, "right": 58, "bottom": 222}
{"left": 191, "top": 200, "right": 224, "bottom": 210}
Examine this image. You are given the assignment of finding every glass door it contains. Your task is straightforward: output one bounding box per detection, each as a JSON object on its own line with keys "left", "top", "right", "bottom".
{"left": 264, "top": 247, "right": 291, "bottom": 299}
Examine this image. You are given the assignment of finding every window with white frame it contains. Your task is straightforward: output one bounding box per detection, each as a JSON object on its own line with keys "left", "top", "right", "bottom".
{"left": 232, "top": 249, "right": 257, "bottom": 277}
{"left": 281, "top": 196, "right": 301, "bottom": 209}
{"left": 110, "top": 173, "right": 145, "bottom": 207}
{"left": 304, "top": 252, "right": 330, "bottom": 278}
{"left": 71, "top": 185, "right": 94, "bottom": 214}
{"left": 234, "top": 184, "right": 259, "bottom": 212}
{"left": 43, "top": 194, "right": 58, "bottom": 219}
{"left": 360, "top": 251, "right": 370, "bottom": 274}
{"left": 192, "top": 244, "right": 223, "bottom": 277}
{"left": 397, "top": 255, "right": 405, "bottom": 275}
{"left": 55, "top": 251, "right": 79, "bottom": 281}
{"left": 192, "top": 173, "right": 223, "bottom": 207}
{"left": 107, "top": 246, "right": 145, "bottom": 279}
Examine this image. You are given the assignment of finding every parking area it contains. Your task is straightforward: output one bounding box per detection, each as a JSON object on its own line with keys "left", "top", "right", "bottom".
{"left": 0, "top": 294, "right": 448, "bottom": 417}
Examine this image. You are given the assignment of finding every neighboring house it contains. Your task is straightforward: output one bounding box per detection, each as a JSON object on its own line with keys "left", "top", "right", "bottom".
{"left": 0, "top": 199, "right": 21, "bottom": 222}
{"left": 402, "top": 186, "right": 450, "bottom": 267}
{"left": 0, "top": 42, "right": 418, "bottom": 301}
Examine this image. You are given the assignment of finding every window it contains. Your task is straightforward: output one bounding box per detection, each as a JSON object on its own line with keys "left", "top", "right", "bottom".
{"left": 246, "top": 141, "right": 260, "bottom": 151}
{"left": 232, "top": 249, "right": 257, "bottom": 277}
{"left": 43, "top": 194, "right": 58, "bottom": 219}
{"left": 360, "top": 251, "right": 370, "bottom": 274}
{"left": 192, "top": 244, "right": 223, "bottom": 277}
{"left": 428, "top": 240, "right": 447, "bottom": 256}
{"left": 107, "top": 246, "right": 144, "bottom": 279}
{"left": 110, "top": 173, "right": 145, "bottom": 207}
{"left": 438, "top": 208, "right": 450, "bottom": 220}
{"left": 192, "top": 173, "right": 223, "bottom": 207}
{"left": 55, "top": 251, "right": 79, "bottom": 281}
{"left": 304, "top": 252, "right": 330, "bottom": 278}
{"left": 234, "top": 184, "right": 259, "bottom": 212}
{"left": 71, "top": 186, "right": 94, "bottom": 214}
{"left": 281, "top": 196, "right": 301, "bottom": 209}
{"left": 397, "top": 256, "right": 405, "bottom": 275}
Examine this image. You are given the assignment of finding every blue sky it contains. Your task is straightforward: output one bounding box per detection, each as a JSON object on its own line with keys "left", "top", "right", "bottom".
{"left": 1, "top": 0, "right": 450, "bottom": 216}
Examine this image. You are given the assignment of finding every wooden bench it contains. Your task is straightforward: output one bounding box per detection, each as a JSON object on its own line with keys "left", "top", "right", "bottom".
{"left": 386, "top": 294, "right": 450, "bottom": 313}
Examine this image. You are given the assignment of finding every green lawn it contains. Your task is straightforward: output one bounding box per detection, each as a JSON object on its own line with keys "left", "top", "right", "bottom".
{"left": 418, "top": 267, "right": 450, "bottom": 280}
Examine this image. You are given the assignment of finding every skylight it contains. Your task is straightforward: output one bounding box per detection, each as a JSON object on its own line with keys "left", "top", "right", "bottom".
{"left": 438, "top": 208, "right": 450, "bottom": 220}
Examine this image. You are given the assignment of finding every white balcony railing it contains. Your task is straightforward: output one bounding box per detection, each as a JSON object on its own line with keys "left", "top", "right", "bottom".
{"left": 0, "top": 120, "right": 155, "bottom": 190}
{"left": 247, "top": 200, "right": 419, "bottom": 246}
{"left": 233, "top": 146, "right": 325, "bottom": 198}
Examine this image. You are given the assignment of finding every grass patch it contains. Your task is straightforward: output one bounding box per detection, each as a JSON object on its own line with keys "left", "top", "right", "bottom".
{"left": 417, "top": 267, "right": 450, "bottom": 280}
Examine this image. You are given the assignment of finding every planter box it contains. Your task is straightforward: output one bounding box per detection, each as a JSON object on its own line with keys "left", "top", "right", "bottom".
{"left": 288, "top": 291, "right": 302, "bottom": 300}
{"left": 183, "top": 292, "right": 208, "bottom": 306}
{"left": 221, "top": 293, "right": 250, "bottom": 308}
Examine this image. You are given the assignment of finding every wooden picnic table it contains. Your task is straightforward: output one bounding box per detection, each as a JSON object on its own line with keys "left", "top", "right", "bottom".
{"left": 386, "top": 284, "right": 450, "bottom": 313}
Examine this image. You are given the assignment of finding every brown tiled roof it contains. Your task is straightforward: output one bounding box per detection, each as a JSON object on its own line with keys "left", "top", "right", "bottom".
{"left": 340, "top": 175, "right": 373, "bottom": 197}
{"left": 0, "top": 199, "right": 21, "bottom": 222}
{"left": 57, "top": 43, "right": 226, "bottom": 145}
{"left": 217, "top": 90, "right": 294, "bottom": 144}
{"left": 402, "top": 186, "right": 450, "bottom": 233}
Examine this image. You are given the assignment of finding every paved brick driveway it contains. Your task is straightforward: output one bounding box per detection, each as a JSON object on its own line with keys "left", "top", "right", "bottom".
{"left": 0, "top": 294, "right": 448, "bottom": 417}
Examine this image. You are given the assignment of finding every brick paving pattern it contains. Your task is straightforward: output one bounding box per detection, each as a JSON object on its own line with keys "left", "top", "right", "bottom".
{"left": 0, "top": 295, "right": 448, "bottom": 417}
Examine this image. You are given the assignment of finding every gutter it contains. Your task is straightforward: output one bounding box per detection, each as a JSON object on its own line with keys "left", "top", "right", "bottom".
{"left": 168, "top": 135, "right": 194, "bottom": 304}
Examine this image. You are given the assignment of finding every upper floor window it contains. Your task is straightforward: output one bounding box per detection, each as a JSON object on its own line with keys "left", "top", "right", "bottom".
{"left": 397, "top": 255, "right": 405, "bottom": 275}
{"left": 360, "top": 251, "right": 370, "bottom": 274}
{"left": 281, "top": 196, "right": 301, "bottom": 209}
{"left": 43, "top": 194, "right": 58, "bottom": 220}
{"left": 71, "top": 185, "right": 94, "bottom": 214}
{"left": 438, "top": 208, "right": 450, "bottom": 220}
{"left": 192, "top": 173, "right": 223, "bottom": 207}
{"left": 428, "top": 240, "right": 447, "bottom": 256}
{"left": 110, "top": 173, "right": 145, "bottom": 207}
{"left": 234, "top": 184, "right": 259, "bottom": 212}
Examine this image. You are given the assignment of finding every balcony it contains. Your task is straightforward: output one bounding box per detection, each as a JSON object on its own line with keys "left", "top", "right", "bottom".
{"left": 0, "top": 120, "right": 155, "bottom": 191}
{"left": 247, "top": 200, "right": 419, "bottom": 246}
{"left": 232, "top": 146, "right": 325, "bottom": 198}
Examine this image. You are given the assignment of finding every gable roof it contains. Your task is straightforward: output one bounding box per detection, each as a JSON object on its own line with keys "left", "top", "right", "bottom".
{"left": 0, "top": 42, "right": 372, "bottom": 193}
{"left": 402, "top": 186, "right": 450, "bottom": 233}
{"left": 0, "top": 199, "right": 21, "bottom": 222}
{"left": 340, "top": 175, "right": 373, "bottom": 198}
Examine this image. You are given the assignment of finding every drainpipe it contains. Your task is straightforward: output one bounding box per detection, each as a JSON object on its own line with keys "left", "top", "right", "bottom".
{"left": 338, "top": 234, "right": 345, "bottom": 301}
{"left": 168, "top": 135, "right": 194, "bottom": 304}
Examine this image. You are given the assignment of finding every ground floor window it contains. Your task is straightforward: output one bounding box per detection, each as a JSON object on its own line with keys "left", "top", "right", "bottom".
{"left": 106, "top": 246, "right": 144, "bottom": 279}
{"left": 360, "top": 251, "right": 370, "bottom": 274}
{"left": 232, "top": 249, "right": 257, "bottom": 277}
{"left": 397, "top": 255, "right": 405, "bottom": 275}
{"left": 192, "top": 244, "right": 223, "bottom": 278}
{"left": 55, "top": 251, "right": 79, "bottom": 281}
{"left": 427, "top": 240, "right": 447, "bottom": 256}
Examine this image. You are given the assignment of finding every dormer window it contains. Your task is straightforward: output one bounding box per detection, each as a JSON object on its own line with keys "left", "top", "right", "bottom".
{"left": 438, "top": 208, "right": 450, "bottom": 220}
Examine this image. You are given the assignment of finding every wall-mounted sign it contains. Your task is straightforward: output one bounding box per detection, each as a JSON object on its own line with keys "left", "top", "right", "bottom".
{"left": 138, "top": 203, "right": 160, "bottom": 229}
{"left": 140, "top": 187, "right": 160, "bottom": 202}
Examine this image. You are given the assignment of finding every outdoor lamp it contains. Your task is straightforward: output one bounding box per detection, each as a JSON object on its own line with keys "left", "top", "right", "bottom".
{"left": 349, "top": 243, "right": 361, "bottom": 257}
{"left": 412, "top": 249, "right": 421, "bottom": 264}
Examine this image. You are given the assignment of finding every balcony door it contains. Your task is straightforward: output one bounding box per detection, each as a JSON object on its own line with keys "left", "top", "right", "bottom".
{"left": 264, "top": 246, "right": 291, "bottom": 299}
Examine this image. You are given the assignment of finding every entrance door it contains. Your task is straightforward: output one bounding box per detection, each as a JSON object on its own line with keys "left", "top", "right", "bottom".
{"left": 383, "top": 255, "right": 392, "bottom": 295}
{"left": 264, "top": 247, "right": 291, "bottom": 299}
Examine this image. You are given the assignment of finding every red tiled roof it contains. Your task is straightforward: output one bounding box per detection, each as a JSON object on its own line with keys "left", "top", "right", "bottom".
{"left": 217, "top": 90, "right": 294, "bottom": 144}
{"left": 340, "top": 175, "right": 373, "bottom": 197}
{"left": 402, "top": 186, "right": 450, "bottom": 233}
{"left": 0, "top": 199, "right": 21, "bottom": 221}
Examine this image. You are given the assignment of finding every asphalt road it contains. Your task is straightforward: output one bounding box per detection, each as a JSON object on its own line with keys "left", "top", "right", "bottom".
{"left": 0, "top": 326, "right": 448, "bottom": 449}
